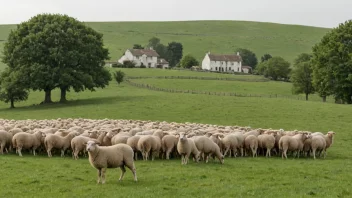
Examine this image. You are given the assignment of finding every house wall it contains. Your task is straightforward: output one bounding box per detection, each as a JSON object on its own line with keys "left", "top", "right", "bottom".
{"left": 201, "top": 54, "right": 211, "bottom": 70}
{"left": 242, "top": 68, "right": 250, "bottom": 73}
{"left": 118, "top": 50, "right": 158, "bottom": 67}
{"left": 209, "top": 61, "right": 241, "bottom": 72}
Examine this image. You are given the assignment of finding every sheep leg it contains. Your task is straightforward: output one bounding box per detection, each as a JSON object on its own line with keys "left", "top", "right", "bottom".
{"left": 312, "top": 149, "right": 316, "bottom": 160}
{"left": 97, "top": 169, "right": 102, "bottom": 184}
{"left": 61, "top": 149, "right": 65, "bottom": 157}
{"left": 18, "top": 147, "right": 23, "bottom": 157}
{"left": 0, "top": 144, "right": 4, "bottom": 154}
{"left": 33, "top": 148, "right": 36, "bottom": 156}
{"left": 223, "top": 147, "right": 229, "bottom": 157}
{"left": 126, "top": 162, "right": 137, "bottom": 182}
{"left": 101, "top": 168, "right": 106, "bottom": 184}
{"left": 205, "top": 154, "right": 209, "bottom": 163}
{"left": 232, "top": 148, "right": 237, "bottom": 158}
{"left": 134, "top": 151, "right": 138, "bottom": 161}
{"left": 119, "top": 166, "right": 126, "bottom": 181}
{"left": 185, "top": 154, "right": 190, "bottom": 165}
{"left": 240, "top": 147, "right": 244, "bottom": 157}
{"left": 166, "top": 148, "right": 172, "bottom": 160}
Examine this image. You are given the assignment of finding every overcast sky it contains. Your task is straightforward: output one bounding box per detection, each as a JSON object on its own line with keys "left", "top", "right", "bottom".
{"left": 0, "top": 0, "right": 351, "bottom": 28}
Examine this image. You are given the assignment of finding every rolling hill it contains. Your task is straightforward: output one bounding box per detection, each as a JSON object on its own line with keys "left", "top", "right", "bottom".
{"left": 0, "top": 20, "right": 330, "bottom": 70}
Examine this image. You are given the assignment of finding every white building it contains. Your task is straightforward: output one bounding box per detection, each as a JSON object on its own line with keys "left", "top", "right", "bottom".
{"left": 242, "top": 66, "right": 252, "bottom": 73}
{"left": 157, "top": 58, "right": 169, "bottom": 69}
{"left": 118, "top": 48, "right": 159, "bottom": 68}
{"left": 201, "top": 52, "right": 242, "bottom": 72}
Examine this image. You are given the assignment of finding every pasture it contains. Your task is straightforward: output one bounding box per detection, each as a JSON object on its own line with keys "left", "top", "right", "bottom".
{"left": 0, "top": 68, "right": 351, "bottom": 197}
{"left": 0, "top": 20, "right": 329, "bottom": 71}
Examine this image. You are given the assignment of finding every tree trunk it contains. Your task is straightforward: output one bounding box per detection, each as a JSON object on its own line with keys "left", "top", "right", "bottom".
{"left": 305, "top": 93, "right": 308, "bottom": 101}
{"left": 322, "top": 96, "right": 327, "bottom": 103}
{"left": 10, "top": 98, "right": 15, "bottom": 108}
{"left": 43, "top": 89, "right": 53, "bottom": 103}
{"left": 60, "top": 87, "right": 67, "bottom": 103}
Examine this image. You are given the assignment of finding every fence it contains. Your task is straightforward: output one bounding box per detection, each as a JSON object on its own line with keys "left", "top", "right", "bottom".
{"left": 127, "top": 76, "right": 269, "bottom": 82}
{"left": 125, "top": 78, "right": 311, "bottom": 100}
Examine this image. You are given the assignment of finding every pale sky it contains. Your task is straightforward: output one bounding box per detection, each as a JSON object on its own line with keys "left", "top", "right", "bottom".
{"left": 0, "top": 0, "right": 351, "bottom": 28}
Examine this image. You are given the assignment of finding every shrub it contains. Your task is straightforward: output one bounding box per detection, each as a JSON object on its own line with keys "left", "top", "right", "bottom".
{"left": 113, "top": 70, "right": 125, "bottom": 85}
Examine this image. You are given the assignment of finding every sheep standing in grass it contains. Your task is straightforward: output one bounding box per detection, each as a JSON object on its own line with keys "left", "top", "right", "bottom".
{"left": 310, "top": 135, "right": 326, "bottom": 159}
{"left": 279, "top": 133, "right": 310, "bottom": 159}
{"left": 86, "top": 140, "right": 137, "bottom": 184}
{"left": 257, "top": 133, "right": 275, "bottom": 157}
{"left": 244, "top": 135, "right": 258, "bottom": 157}
{"left": 177, "top": 133, "right": 199, "bottom": 164}
{"left": 12, "top": 131, "right": 45, "bottom": 156}
{"left": 0, "top": 130, "right": 13, "bottom": 154}
{"left": 161, "top": 134, "right": 179, "bottom": 160}
{"left": 44, "top": 131, "right": 79, "bottom": 157}
{"left": 193, "top": 136, "right": 224, "bottom": 164}
{"left": 220, "top": 134, "right": 239, "bottom": 157}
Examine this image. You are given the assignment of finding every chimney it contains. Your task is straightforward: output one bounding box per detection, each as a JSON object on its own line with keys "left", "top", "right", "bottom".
{"left": 237, "top": 52, "right": 240, "bottom": 56}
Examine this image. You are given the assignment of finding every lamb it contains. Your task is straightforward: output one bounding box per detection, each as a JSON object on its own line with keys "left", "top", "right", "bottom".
{"left": 161, "top": 135, "right": 179, "bottom": 160}
{"left": 244, "top": 135, "right": 258, "bottom": 157}
{"left": 0, "top": 130, "right": 13, "bottom": 154}
{"left": 279, "top": 133, "right": 310, "bottom": 159}
{"left": 193, "top": 136, "right": 224, "bottom": 164}
{"left": 44, "top": 131, "right": 79, "bottom": 157}
{"left": 86, "top": 140, "right": 137, "bottom": 184}
{"left": 12, "top": 131, "right": 45, "bottom": 156}
{"left": 177, "top": 133, "right": 200, "bottom": 164}
{"left": 257, "top": 134, "right": 275, "bottom": 157}
{"left": 220, "top": 134, "right": 239, "bottom": 157}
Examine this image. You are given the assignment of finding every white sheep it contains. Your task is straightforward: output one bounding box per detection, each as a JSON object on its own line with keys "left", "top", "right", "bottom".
{"left": 44, "top": 131, "right": 78, "bottom": 157}
{"left": 0, "top": 130, "right": 13, "bottom": 154}
{"left": 244, "top": 135, "right": 258, "bottom": 157}
{"left": 257, "top": 134, "right": 275, "bottom": 157}
{"left": 86, "top": 140, "right": 137, "bottom": 184}
{"left": 279, "top": 133, "right": 310, "bottom": 159}
{"left": 220, "top": 134, "right": 239, "bottom": 157}
{"left": 161, "top": 134, "right": 179, "bottom": 160}
{"left": 177, "top": 133, "right": 199, "bottom": 164}
{"left": 12, "top": 131, "right": 45, "bottom": 156}
{"left": 193, "top": 136, "right": 224, "bottom": 164}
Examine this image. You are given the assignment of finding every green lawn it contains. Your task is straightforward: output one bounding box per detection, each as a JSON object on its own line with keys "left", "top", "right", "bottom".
{"left": 0, "top": 20, "right": 329, "bottom": 71}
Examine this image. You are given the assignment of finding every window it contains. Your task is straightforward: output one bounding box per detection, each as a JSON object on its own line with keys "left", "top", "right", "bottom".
{"left": 229, "top": 67, "right": 232, "bottom": 71}
{"left": 148, "top": 63, "right": 151, "bottom": 67}
{"left": 237, "top": 68, "right": 239, "bottom": 72}
{"left": 215, "top": 67, "right": 218, "bottom": 71}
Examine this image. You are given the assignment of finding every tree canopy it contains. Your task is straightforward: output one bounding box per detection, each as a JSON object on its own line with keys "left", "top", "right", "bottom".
{"left": 179, "top": 55, "right": 199, "bottom": 68}
{"left": 0, "top": 68, "right": 29, "bottom": 108}
{"left": 312, "top": 20, "right": 352, "bottom": 103}
{"left": 258, "top": 57, "right": 291, "bottom": 81}
{"left": 235, "top": 48, "right": 258, "bottom": 69}
{"left": 2, "top": 13, "right": 111, "bottom": 103}
{"left": 167, "top": 42, "right": 183, "bottom": 67}
{"left": 261, "top": 54, "right": 272, "bottom": 62}
{"left": 133, "top": 44, "right": 144, "bottom": 49}
{"left": 291, "top": 53, "right": 315, "bottom": 100}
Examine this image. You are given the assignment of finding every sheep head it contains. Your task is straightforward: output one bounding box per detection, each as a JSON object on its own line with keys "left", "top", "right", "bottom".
{"left": 86, "top": 140, "right": 100, "bottom": 152}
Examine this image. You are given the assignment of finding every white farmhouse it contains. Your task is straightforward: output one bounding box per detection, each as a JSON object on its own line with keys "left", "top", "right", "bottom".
{"left": 118, "top": 48, "right": 159, "bottom": 68}
{"left": 201, "top": 52, "right": 242, "bottom": 72}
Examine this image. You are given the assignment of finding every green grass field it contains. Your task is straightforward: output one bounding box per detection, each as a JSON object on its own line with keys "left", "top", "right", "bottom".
{"left": 0, "top": 68, "right": 351, "bottom": 197}
{"left": 0, "top": 20, "right": 329, "bottom": 70}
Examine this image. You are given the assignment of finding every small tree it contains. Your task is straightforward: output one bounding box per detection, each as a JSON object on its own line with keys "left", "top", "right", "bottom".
{"left": 291, "top": 53, "right": 315, "bottom": 100}
{"left": 235, "top": 48, "right": 258, "bottom": 69}
{"left": 133, "top": 44, "right": 144, "bottom": 49}
{"left": 0, "top": 68, "right": 29, "bottom": 108}
{"left": 261, "top": 54, "right": 272, "bottom": 62}
{"left": 167, "top": 42, "right": 183, "bottom": 67}
{"left": 113, "top": 70, "right": 125, "bottom": 85}
{"left": 263, "top": 57, "right": 291, "bottom": 81}
{"left": 180, "top": 54, "right": 199, "bottom": 69}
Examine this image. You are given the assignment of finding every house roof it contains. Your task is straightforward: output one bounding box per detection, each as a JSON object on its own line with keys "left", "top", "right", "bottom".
{"left": 208, "top": 53, "right": 242, "bottom": 62}
{"left": 242, "top": 66, "right": 252, "bottom": 69}
{"left": 129, "top": 49, "right": 160, "bottom": 57}
{"left": 158, "top": 58, "right": 169, "bottom": 64}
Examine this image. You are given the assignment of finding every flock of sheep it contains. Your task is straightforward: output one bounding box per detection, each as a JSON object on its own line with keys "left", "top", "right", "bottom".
{"left": 0, "top": 118, "right": 336, "bottom": 184}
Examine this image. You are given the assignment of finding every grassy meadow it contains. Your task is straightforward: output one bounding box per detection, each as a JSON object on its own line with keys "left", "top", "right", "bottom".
{"left": 0, "top": 20, "right": 329, "bottom": 70}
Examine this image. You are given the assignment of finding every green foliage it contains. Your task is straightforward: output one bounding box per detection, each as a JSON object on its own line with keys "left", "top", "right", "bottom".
{"left": 154, "top": 43, "right": 168, "bottom": 59}
{"left": 2, "top": 13, "right": 111, "bottom": 103}
{"left": 261, "top": 54, "right": 272, "bottom": 62}
{"left": 113, "top": 70, "right": 125, "bottom": 85}
{"left": 291, "top": 53, "right": 315, "bottom": 100}
{"left": 167, "top": 42, "right": 183, "bottom": 67}
{"left": 261, "top": 57, "right": 291, "bottom": 81}
{"left": 123, "top": 60, "right": 136, "bottom": 68}
{"left": 147, "top": 37, "right": 161, "bottom": 49}
{"left": 133, "top": 44, "right": 144, "bottom": 49}
{"left": 0, "top": 68, "right": 28, "bottom": 108}
{"left": 312, "top": 20, "right": 352, "bottom": 103}
{"left": 236, "top": 48, "right": 258, "bottom": 69}
{"left": 179, "top": 54, "right": 199, "bottom": 68}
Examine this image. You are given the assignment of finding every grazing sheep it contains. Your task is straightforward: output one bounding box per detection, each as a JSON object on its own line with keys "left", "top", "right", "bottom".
{"left": 44, "top": 131, "right": 79, "bottom": 157}
{"left": 0, "top": 130, "right": 13, "bottom": 154}
{"left": 161, "top": 135, "right": 179, "bottom": 160}
{"left": 311, "top": 135, "right": 326, "bottom": 159}
{"left": 86, "top": 140, "right": 137, "bottom": 184}
{"left": 244, "top": 135, "right": 258, "bottom": 157}
{"left": 12, "top": 131, "right": 45, "bottom": 157}
{"left": 177, "top": 133, "right": 200, "bottom": 164}
{"left": 279, "top": 133, "right": 310, "bottom": 159}
{"left": 220, "top": 134, "right": 239, "bottom": 157}
{"left": 193, "top": 136, "right": 224, "bottom": 164}
{"left": 257, "top": 134, "right": 275, "bottom": 157}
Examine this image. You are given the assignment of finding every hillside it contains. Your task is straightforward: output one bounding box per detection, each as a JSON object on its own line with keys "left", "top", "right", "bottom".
{"left": 0, "top": 20, "right": 329, "bottom": 70}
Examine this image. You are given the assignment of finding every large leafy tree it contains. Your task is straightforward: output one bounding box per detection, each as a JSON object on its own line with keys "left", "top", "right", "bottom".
{"left": 291, "top": 53, "right": 315, "bottom": 100}
{"left": 312, "top": 20, "right": 352, "bottom": 103}
{"left": 2, "top": 13, "right": 111, "bottom": 103}
{"left": 167, "top": 42, "right": 183, "bottom": 67}
{"left": 235, "top": 48, "right": 258, "bottom": 69}
{"left": 0, "top": 68, "right": 29, "bottom": 108}
{"left": 133, "top": 44, "right": 144, "bottom": 49}
{"left": 263, "top": 57, "right": 291, "bottom": 81}
{"left": 179, "top": 54, "right": 199, "bottom": 68}
{"left": 261, "top": 54, "right": 272, "bottom": 62}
